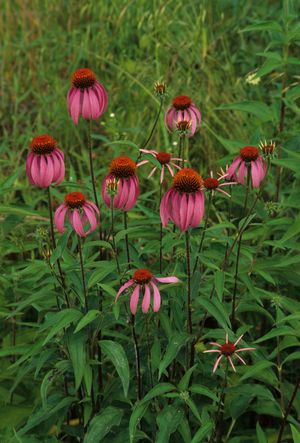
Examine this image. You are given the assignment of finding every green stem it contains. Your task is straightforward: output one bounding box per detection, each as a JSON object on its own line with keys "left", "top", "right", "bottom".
{"left": 192, "top": 191, "right": 212, "bottom": 275}
{"left": 77, "top": 235, "right": 88, "bottom": 313}
{"left": 231, "top": 166, "right": 251, "bottom": 325}
{"left": 136, "top": 97, "right": 163, "bottom": 163}
{"left": 159, "top": 183, "right": 163, "bottom": 273}
{"left": 110, "top": 197, "right": 121, "bottom": 274}
{"left": 210, "top": 360, "right": 229, "bottom": 443}
{"left": 47, "top": 187, "right": 70, "bottom": 308}
{"left": 277, "top": 372, "right": 300, "bottom": 443}
{"left": 131, "top": 314, "right": 142, "bottom": 400}
{"left": 185, "top": 231, "right": 193, "bottom": 368}
{"left": 124, "top": 211, "right": 131, "bottom": 269}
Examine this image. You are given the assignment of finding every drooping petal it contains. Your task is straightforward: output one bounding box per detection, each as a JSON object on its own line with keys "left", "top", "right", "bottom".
{"left": 170, "top": 190, "right": 181, "bottom": 229}
{"left": 235, "top": 354, "right": 247, "bottom": 365}
{"left": 160, "top": 188, "right": 172, "bottom": 227}
{"left": 234, "top": 335, "right": 244, "bottom": 346}
{"left": 124, "top": 176, "right": 138, "bottom": 211}
{"left": 54, "top": 204, "right": 68, "bottom": 233}
{"left": 141, "top": 284, "right": 151, "bottom": 314}
{"left": 227, "top": 156, "right": 242, "bottom": 179}
{"left": 88, "top": 88, "right": 101, "bottom": 119}
{"left": 166, "top": 163, "right": 174, "bottom": 177}
{"left": 116, "top": 279, "right": 135, "bottom": 301}
{"left": 160, "top": 165, "right": 164, "bottom": 184}
{"left": 83, "top": 89, "right": 93, "bottom": 119}
{"left": 235, "top": 347, "right": 256, "bottom": 353}
{"left": 26, "top": 152, "right": 35, "bottom": 184}
{"left": 228, "top": 356, "right": 236, "bottom": 372}
{"left": 41, "top": 155, "right": 54, "bottom": 187}
{"left": 251, "top": 160, "right": 261, "bottom": 188}
{"left": 150, "top": 281, "right": 161, "bottom": 312}
{"left": 137, "top": 160, "right": 149, "bottom": 167}
{"left": 71, "top": 209, "right": 86, "bottom": 237}
{"left": 101, "top": 176, "right": 111, "bottom": 208}
{"left": 155, "top": 276, "right": 180, "bottom": 284}
{"left": 148, "top": 166, "right": 157, "bottom": 178}
{"left": 237, "top": 161, "right": 246, "bottom": 185}
{"left": 70, "top": 88, "right": 81, "bottom": 124}
{"left": 179, "top": 193, "right": 188, "bottom": 232}
{"left": 130, "top": 284, "right": 141, "bottom": 315}
{"left": 213, "top": 355, "right": 223, "bottom": 373}
{"left": 203, "top": 349, "right": 222, "bottom": 353}
{"left": 83, "top": 203, "right": 98, "bottom": 234}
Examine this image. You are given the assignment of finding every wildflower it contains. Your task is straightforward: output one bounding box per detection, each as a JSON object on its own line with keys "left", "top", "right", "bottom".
{"left": 165, "top": 95, "right": 201, "bottom": 137}
{"left": 67, "top": 68, "right": 108, "bottom": 124}
{"left": 227, "top": 146, "right": 267, "bottom": 188}
{"left": 54, "top": 192, "right": 100, "bottom": 237}
{"left": 102, "top": 156, "right": 140, "bottom": 211}
{"left": 203, "top": 170, "right": 237, "bottom": 198}
{"left": 245, "top": 71, "right": 261, "bottom": 85}
{"left": 154, "top": 81, "right": 167, "bottom": 98}
{"left": 259, "top": 139, "right": 276, "bottom": 159}
{"left": 204, "top": 333, "right": 255, "bottom": 373}
{"left": 116, "top": 269, "right": 179, "bottom": 315}
{"left": 26, "top": 135, "right": 65, "bottom": 188}
{"left": 137, "top": 149, "right": 183, "bottom": 183}
{"left": 160, "top": 168, "right": 205, "bottom": 232}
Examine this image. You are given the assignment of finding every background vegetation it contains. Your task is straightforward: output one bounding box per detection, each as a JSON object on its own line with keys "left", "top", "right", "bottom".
{"left": 1, "top": 0, "right": 300, "bottom": 442}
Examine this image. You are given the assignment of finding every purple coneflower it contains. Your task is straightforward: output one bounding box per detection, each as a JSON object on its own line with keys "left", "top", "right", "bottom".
{"left": 203, "top": 170, "right": 237, "bottom": 198}
{"left": 137, "top": 149, "right": 182, "bottom": 183}
{"left": 102, "top": 156, "right": 140, "bottom": 211}
{"left": 67, "top": 68, "right": 108, "bottom": 124}
{"left": 116, "top": 269, "right": 179, "bottom": 315}
{"left": 165, "top": 95, "right": 201, "bottom": 137}
{"left": 204, "top": 333, "right": 255, "bottom": 373}
{"left": 160, "top": 168, "right": 205, "bottom": 232}
{"left": 26, "top": 135, "right": 65, "bottom": 188}
{"left": 54, "top": 192, "right": 100, "bottom": 237}
{"left": 227, "top": 146, "right": 266, "bottom": 188}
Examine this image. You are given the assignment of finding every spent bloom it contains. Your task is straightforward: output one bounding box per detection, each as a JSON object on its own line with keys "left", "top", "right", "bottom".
{"left": 227, "top": 146, "right": 267, "bottom": 188}
{"left": 67, "top": 68, "right": 108, "bottom": 124}
{"left": 26, "top": 135, "right": 65, "bottom": 188}
{"left": 102, "top": 156, "right": 140, "bottom": 211}
{"left": 54, "top": 192, "right": 100, "bottom": 237}
{"left": 165, "top": 95, "right": 201, "bottom": 137}
{"left": 204, "top": 333, "right": 255, "bottom": 373}
{"left": 116, "top": 269, "right": 179, "bottom": 315}
{"left": 160, "top": 168, "right": 205, "bottom": 232}
{"left": 137, "top": 149, "right": 182, "bottom": 183}
{"left": 203, "top": 170, "right": 237, "bottom": 198}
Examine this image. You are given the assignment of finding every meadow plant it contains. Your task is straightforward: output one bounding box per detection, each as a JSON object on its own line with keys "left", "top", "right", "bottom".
{"left": 2, "top": 3, "right": 300, "bottom": 442}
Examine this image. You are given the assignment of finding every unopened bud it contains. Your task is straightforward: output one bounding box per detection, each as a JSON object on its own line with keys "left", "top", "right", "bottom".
{"left": 176, "top": 120, "right": 192, "bottom": 136}
{"left": 106, "top": 177, "right": 119, "bottom": 196}
{"left": 154, "top": 81, "right": 167, "bottom": 97}
{"left": 259, "top": 140, "right": 276, "bottom": 159}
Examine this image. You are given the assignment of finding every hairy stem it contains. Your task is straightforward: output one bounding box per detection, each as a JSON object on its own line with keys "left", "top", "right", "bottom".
{"left": 193, "top": 191, "right": 212, "bottom": 275}
{"left": 77, "top": 235, "right": 88, "bottom": 313}
{"left": 110, "top": 197, "right": 121, "bottom": 274}
{"left": 47, "top": 186, "right": 70, "bottom": 308}
{"left": 124, "top": 211, "right": 131, "bottom": 269}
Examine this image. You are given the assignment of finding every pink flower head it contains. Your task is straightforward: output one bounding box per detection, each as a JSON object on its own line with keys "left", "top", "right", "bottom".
{"left": 26, "top": 135, "right": 65, "bottom": 188}
{"left": 102, "top": 156, "right": 140, "bottom": 212}
{"left": 160, "top": 168, "right": 205, "bottom": 232}
{"left": 54, "top": 192, "right": 100, "bottom": 237}
{"left": 116, "top": 269, "right": 179, "bottom": 315}
{"left": 204, "top": 333, "right": 255, "bottom": 373}
{"left": 137, "top": 149, "right": 183, "bottom": 183}
{"left": 203, "top": 170, "right": 237, "bottom": 198}
{"left": 165, "top": 95, "right": 201, "bottom": 137}
{"left": 227, "top": 146, "right": 267, "bottom": 188}
{"left": 67, "top": 68, "right": 108, "bottom": 125}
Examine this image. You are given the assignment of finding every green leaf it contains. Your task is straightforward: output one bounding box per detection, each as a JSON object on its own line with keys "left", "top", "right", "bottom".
{"left": 178, "top": 365, "right": 197, "bottom": 391}
{"left": 280, "top": 214, "right": 300, "bottom": 243}
{"left": 129, "top": 403, "right": 149, "bottom": 443}
{"left": 100, "top": 340, "right": 130, "bottom": 397}
{"left": 291, "top": 424, "right": 300, "bottom": 443}
{"left": 42, "top": 309, "right": 82, "bottom": 345}
{"left": 74, "top": 310, "right": 100, "bottom": 333}
{"left": 156, "top": 406, "right": 184, "bottom": 443}
{"left": 255, "top": 326, "right": 299, "bottom": 343}
{"left": 215, "top": 270, "right": 225, "bottom": 301}
{"left": 190, "top": 385, "right": 218, "bottom": 402}
{"left": 141, "top": 383, "right": 175, "bottom": 404}
{"left": 197, "top": 297, "right": 230, "bottom": 331}
{"left": 191, "top": 422, "right": 214, "bottom": 442}
{"left": 240, "top": 361, "right": 275, "bottom": 382}
{"left": 186, "top": 398, "right": 201, "bottom": 423}
{"left": 256, "top": 422, "right": 268, "bottom": 443}
{"left": 67, "top": 330, "right": 87, "bottom": 390}
{"left": 216, "top": 101, "right": 274, "bottom": 122}
{"left": 83, "top": 407, "right": 123, "bottom": 443}
{"left": 158, "top": 334, "right": 189, "bottom": 379}
{"left": 242, "top": 21, "right": 282, "bottom": 33}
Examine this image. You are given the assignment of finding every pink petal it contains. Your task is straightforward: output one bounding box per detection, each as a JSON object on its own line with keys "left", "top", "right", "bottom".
{"left": 160, "top": 188, "right": 172, "bottom": 227}
{"left": 228, "top": 357, "right": 236, "bottom": 372}
{"left": 235, "top": 354, "right": 247, "bottom": 365}
{"left": 130, "top": 284, "right": 141, "bottom": 315}
{"left": 141, "top": 284, "right": 151, "bottom": 314}
{"left": 227, "top": 156, "right": 242, "bottom": 179}
{"left": 137, "top": 160, "right": 149, "bottom": 167}
{"left": 101, "top": 176, "right": 111, "bottom": 208}
{"left": 179, "top": 193, "right": 188, "bottom": 232}
{"left": 166, "top": 163, "right": 174, "bottom": 177}
{"left": 26, "top": 152, "right": 35, "bottom": 184}
{"left": 150, "top": 281, "right": 161, "bottom": 312}
{"left": 54, "top": 204, "right": 68, "bottom": 233}
{"left": 71, "top": 209, "right": 86, "bottom": 237}
{"left": 124, "top": 176, "right": 138, "bottom": 211}
{"left": 237, "top": 161, "right": 246, "bottom": 185}
{"left": 83, "top": 204, "right": 98, "bottom": 234}
{"left": 160, "top": 165, "right": 164, "bottom": 184}
{"left": 82, "top": 89, "right": 92, "bottom": 119}
{"left": 170, "top": 190, "right": 181, "bottom": 229}
{"left": 148, "top": 166, "right": 157, "bottom": 178}
{"left": 155, "top": 276, "right": 180, "bottom": 284}
{"left": 235, "top": 347, "right": 255, "bottom": 353}
{"left": 213, "top": 355, "right": 223, "bottom": 373}
{"left": 203, "top": 350, "right": 222, "bottom": 353}
{"left": 209, "top": 342, "right": 222, "bottom": 348}
{"left": 70, "top": 88, "right": 81, "bottom": 125}
{"left": 116, "top": 279, "right": 135, "bottom": 301}
{"left": 234, "top": 335, "right": 244, "bottom": 346}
